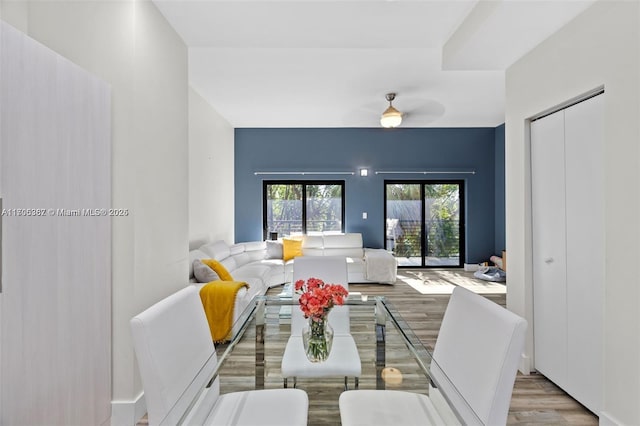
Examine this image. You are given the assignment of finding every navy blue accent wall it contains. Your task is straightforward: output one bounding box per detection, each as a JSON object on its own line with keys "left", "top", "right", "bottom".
{"left": 494, "top": 123, "right": 506, "bottom": 255}
{"left": 235, "top": 127, "right": 505, "bottom": 264}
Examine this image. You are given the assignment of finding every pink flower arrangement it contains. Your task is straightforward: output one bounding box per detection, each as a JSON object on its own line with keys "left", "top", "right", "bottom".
{"left": 295, "top": 277, "right": 349, "bottom": 321}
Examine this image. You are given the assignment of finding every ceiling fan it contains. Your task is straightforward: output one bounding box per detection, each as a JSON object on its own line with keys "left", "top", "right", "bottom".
{"left": 380, "top": 93, "right": 403, "bottom": 128}
{"left": 345, "top": 91, "right": 445, "bottom": 128}
{"left": 377, "top": 92, "right": 445, "bottom": 128}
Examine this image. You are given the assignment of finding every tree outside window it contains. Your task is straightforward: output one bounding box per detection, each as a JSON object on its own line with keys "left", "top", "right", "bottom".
{"left": 264, "top": 181, "right": 344, "bottom": 237}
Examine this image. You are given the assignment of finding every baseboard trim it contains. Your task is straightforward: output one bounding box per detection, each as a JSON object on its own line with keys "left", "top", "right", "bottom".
{"left": 111, "top": 392, "right": 146, "bottom": 426}
{"left": 598, "top": 411, "right": 621, "bottom": 426}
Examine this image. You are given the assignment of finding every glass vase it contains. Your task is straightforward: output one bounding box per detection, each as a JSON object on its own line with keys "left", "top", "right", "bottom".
{"left": 302, "top": 316, "right": 334, "bottom": 362}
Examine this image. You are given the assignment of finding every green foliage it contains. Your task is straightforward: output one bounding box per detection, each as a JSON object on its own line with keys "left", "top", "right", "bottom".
{"left": 386, "top": 183, "right": 420, "bottom": 200}
{"left": 386, "top": 183, "right": 460, "bottom": 259}
{"left": 306, "top": 185, "right": 342, "bottom": 232}
{"left": 267, "top": 184, "right": 303, "bottom": 234}
{"left": 266, "top": 183, "right": 342, "bottom": 234}
{"left": 426, "top": 184, "right": 459, "bottom": 257}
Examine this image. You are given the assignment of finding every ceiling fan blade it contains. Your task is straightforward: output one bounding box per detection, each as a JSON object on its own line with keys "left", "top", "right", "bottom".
{"left": 401, "top": 100, "right": 446, "bottom": 125}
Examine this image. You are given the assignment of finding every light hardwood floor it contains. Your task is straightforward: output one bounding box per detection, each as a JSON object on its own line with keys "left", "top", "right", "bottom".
{"left": 137, "top": 270, "right": 598, "bottom": 425}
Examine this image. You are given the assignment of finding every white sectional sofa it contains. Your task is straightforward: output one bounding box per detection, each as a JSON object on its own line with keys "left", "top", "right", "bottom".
{"left": 189, "top": 233, "right": 397, "bottom": 287}
{"left": 188, "top": 233, "right": 397, "bottom": 332}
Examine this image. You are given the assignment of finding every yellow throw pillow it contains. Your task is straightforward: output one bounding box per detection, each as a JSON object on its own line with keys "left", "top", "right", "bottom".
{"left": 282, "top": 238, "right": 303, "bottom": 262}
{"left": 201, "top": 258, "right": 234, "bottom": 281}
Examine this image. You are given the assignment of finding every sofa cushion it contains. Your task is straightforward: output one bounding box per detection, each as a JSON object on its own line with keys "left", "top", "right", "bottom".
{"left": 259, "top": 259, "right": 286, "bottom": 287}
{"left": 364, "top": 248, "right": 397, "bottom": 283}
{"left": 301, "top": 235, "right": 324, "bottom": 256}
{"left": 219, "top": 256, "right": 237, "bottom": 273}
{"left": 227, "top": 271, "right": 266, "bottom": 300}
{"left": 234, "top": 264, "right": 272, "bottom": 287}
{"left": 200, "top": 240, "right": 231, "bottom": 261}
{"left": 323, "top": 247, "right": 364, "bottom": 257}
{"left": 346, "top": 257, "right": 365, "bottom": 272}
{"left": 260, "top": 258, "right": 285, "bottom": 267}
{"left": 232, "top": 252, "right": 251, "bottom": 267}
{"left": 283, "top": 238, "right": 303, "bottom": 261}
{"left": 265, "top": 240, "right": 283, "bottom": 259}
{"left": 323, "top": 233, "right": 363, "bottom": 248}
{"left": 243, "top": 240, "right": 267, "bottom": 253}
{"left": 229, "top": 244, "right": 245, "bottom": 256}
{"left": 193, "top": 259, "right": 220, "bottom": 283}
{"left": 321, "top": 233, "right": 364, "bottom": 258}
{"left": 188, "top": 249, "right": 209, "bottom": 278}
{"left": 302, "top": 235, "right": 324, "bottom": 248}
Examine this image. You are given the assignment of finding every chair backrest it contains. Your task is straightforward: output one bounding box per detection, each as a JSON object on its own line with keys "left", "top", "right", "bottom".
{"left": 291, "top": 256, "right": 350, "bottom": 335}
{"left": 432, "top": 287, "right": 527, "bottom": 425}
{"left": 130, "top": 286, "right": 220, "bottom": 426}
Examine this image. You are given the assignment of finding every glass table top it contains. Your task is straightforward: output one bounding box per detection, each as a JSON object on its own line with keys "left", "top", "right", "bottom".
{"left": 161, "top": 294, "right": 480, "bottom": 425}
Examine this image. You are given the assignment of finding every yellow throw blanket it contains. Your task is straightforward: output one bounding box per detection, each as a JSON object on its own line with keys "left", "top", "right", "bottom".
{"left": 199, "top": 280, "right": 249, "bottom": 343}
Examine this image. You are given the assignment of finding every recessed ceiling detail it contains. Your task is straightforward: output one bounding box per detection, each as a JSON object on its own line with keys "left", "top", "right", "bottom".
{"left": 153, "top": 0, "right": 596, "bottom": 128}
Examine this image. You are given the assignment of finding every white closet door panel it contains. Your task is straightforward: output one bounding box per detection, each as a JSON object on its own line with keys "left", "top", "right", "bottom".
{"left": 531, "top": 110, "right": 568, "bottom": 387}
{"left": 564, "top": 94, "right": 604, "bottom": 413}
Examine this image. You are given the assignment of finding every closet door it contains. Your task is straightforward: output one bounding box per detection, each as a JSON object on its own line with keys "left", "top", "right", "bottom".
{"left": 531, "top": 109, "right": 568, "bottom": 389}
{"left": 564, "top": 95, "right": 604, "bottom": 413}
{"left": 531, "top": 93, "right": 604, "bottom": 415}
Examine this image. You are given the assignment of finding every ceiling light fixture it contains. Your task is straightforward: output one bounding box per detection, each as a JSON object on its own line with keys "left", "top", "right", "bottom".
{"left": 380, "top": 93, "right": 402, "bottom": 128}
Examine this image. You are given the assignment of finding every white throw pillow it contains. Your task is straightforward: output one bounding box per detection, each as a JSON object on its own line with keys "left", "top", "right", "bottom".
{"left": 265, "top": 240, "right": 283, "bottom": 259}
{"left": 192, "top": 259, "right": 220, "bottom": 283}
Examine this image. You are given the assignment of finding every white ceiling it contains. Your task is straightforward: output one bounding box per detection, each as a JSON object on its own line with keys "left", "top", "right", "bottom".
{"left": 153, "top": 0, "right": 596, "bottom": 128}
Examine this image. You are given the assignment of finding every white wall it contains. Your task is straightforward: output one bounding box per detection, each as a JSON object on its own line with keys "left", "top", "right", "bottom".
{"left": 505, "top": 1, "right": 640, "bottom": 424}
{"left": 0, "top": 0, "right": 27, "bottom": 32}
{"left": 1, "top": 1, "right": 190, "bottom": 424}
{"left": 189, "top": 87, "right": 235, "bottom": 247}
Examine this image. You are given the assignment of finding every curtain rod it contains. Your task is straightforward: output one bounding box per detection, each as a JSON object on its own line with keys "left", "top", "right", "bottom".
{"left": 254, "top": 171, "right": 355, "bottom": 176}
{"left": 375, "top": 170, "right": 476, "bottom": 175}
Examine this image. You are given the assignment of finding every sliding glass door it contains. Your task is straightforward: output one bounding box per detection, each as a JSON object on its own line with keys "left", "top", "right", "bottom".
{"left": 424, "top": 183, "right": 463, "bottom": 266}
{"left": 385, "top": 183, "right": 422, "bottom": 265}
{"left": 385, "top": 181, "right": 464, "bottom": 267}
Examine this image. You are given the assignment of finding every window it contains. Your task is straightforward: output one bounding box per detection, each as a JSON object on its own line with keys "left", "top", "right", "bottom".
{"left": 264, "top": 181, "right": 345, "bottom": 237}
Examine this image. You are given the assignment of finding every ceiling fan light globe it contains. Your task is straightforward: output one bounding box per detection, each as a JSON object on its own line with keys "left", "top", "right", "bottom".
{"left": 380, "top": 106, "right": 402, "bottom": 128}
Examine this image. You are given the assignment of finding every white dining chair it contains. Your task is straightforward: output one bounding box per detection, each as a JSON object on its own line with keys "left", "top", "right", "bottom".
{"left": 281, "top": 256, "right": 362, "bottom": 390}
{"left": 339, "top": 286, "right": 527, "bottom": 426}
{"left": 130, "top": 286, "right": 308, "bottom": 426}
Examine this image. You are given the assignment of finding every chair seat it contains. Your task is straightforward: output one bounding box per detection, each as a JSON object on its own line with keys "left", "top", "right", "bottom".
{"left": 201, "top": 388, "right": 309, "bottom": 426}
{"left": 281, "top": 335, "right": 362, "bottom": 378}
{"left": 339, "top": 390, "right": 456, "bottom": 426}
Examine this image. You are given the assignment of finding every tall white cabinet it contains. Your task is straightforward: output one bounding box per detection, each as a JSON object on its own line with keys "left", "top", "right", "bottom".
{"left": 531, "top": 93, "right": 604, "bottom": 415}
{"left": 1, "top": 22, "right": 111, "bottom": 425}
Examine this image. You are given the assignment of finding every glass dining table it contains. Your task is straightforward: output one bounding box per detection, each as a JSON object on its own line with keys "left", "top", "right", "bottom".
{"left": 162, "top": 293, "right": 480, "bottom": 425}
